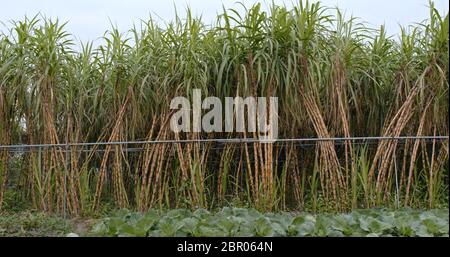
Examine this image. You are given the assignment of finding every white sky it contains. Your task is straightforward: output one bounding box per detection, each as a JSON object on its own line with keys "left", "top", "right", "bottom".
{"left": 1, "top": 0, "right": 449, "bottom": 44}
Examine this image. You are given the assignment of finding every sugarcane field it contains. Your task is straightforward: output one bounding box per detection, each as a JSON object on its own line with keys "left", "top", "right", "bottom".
{"left": 0, "top": 0, "right": 448, "bottom": 244}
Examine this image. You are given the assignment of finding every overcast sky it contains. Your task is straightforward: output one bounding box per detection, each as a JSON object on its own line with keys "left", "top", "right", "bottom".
{"left": 1, "top": 0, "right": 449, "bottom": 44}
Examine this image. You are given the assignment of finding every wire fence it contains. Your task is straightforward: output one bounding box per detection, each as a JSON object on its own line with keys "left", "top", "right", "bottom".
{"left": 1, "top": 135, "right": 448, "bottom": 218}
{"left": 1, "top": 135, "right": 448, "bottom": 153}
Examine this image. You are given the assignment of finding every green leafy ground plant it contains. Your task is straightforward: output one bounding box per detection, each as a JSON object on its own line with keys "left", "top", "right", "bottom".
{"left": 91, "top": 207, "right": 449, "bottom": 237}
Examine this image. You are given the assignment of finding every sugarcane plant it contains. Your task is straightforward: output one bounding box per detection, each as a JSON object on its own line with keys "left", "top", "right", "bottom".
{"left": 0, "top": 1, "right": 448, "bottom": 216}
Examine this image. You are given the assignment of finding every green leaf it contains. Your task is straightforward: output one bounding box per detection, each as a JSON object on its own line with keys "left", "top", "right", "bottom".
{"left": 254, "top": 217, "right": 274, "bottom": 237}
{"left": 359, "top": 216, "right": 393, "bottom": 235}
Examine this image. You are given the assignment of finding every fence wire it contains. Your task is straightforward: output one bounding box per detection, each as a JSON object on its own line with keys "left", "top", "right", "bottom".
{"left": 1, "top": 135, "right": 448, "bottom": 153}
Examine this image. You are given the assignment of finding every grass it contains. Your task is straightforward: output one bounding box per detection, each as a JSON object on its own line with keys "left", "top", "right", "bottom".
{"left": 0, "top": 211, "right": 73, "bottom": 237}
{"left": 0, "top": 1, "right": 448, "bottom": 216}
